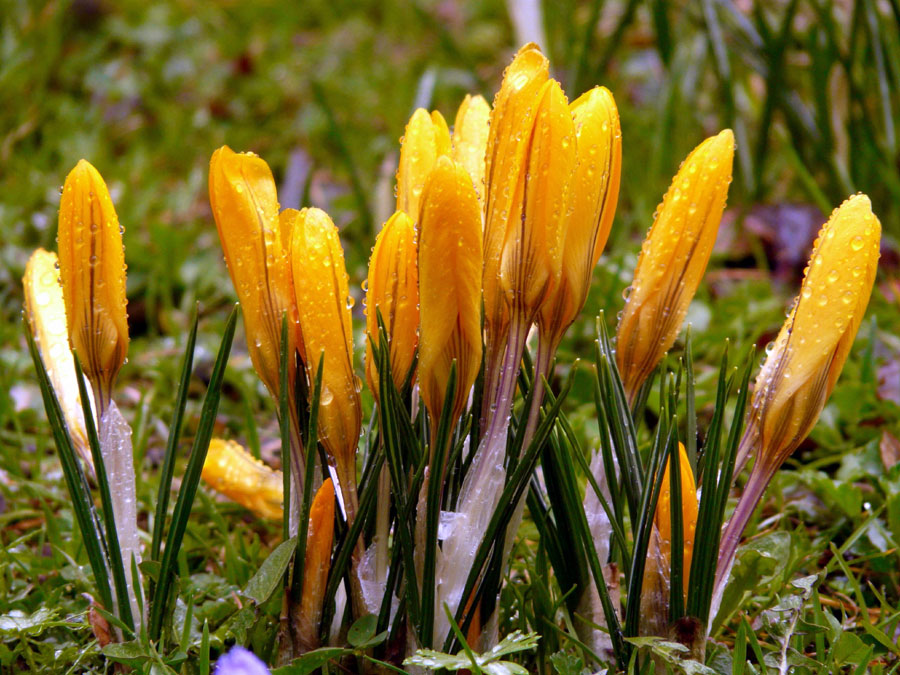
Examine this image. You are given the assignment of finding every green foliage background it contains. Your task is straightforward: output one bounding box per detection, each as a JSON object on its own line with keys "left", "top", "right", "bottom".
{"left": 1, "top": 0, "right": 899, "bottom": 672}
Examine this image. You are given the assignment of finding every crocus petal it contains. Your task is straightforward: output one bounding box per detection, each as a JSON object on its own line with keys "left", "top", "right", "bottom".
{"left": 498, "top": 78, "right": 575, "bottom": 318}
{"left": 538, "top": 85, "right": 621, "bottom": 344}
{"left": 418, "top": 156, "right": 484, "bottom": 429}
{"left": 297, "top": 478, "right": 335, "bottom": 652}
{"left": 208, "top": 146, "right": 302, "bottom": 400}
{"left": 201, "top": 439, "right": 283, "bottom": 521}
{"left": 616, "top": 130, "right": 734, "bottom": 403}
{"left": 654, "top": 442, "right": 698, "bottom": 596}
{"left": 396, "top": 108, "right": 452, "bottom": 221}
{"left": 364, "top": 210, "right": 419, "bottom": 403}
{"left": 482, "top": 43, "right": 550, "bottom": 339}
{"left": 23, "top": 248, "right": 94, "bottom": 469}
{"left": 57, "top": 160, "right": 128, "bottom": 397}
{"left": 290, "top": 208, "right": 361, "bottom": 517}
{"left": 452, "top": 94, "right": 491, "bottom": 209}
{"left": 214, "top": 645, "right": 270, "bottom": 675}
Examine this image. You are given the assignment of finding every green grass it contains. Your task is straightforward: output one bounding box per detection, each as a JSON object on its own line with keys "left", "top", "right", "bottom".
{"left": 2, "top": 1, "right": 900, "bottom": 672}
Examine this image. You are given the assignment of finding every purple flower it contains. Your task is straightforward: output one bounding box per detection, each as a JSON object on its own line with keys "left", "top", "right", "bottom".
{"left": 214, "top": 646, "right": 270, "bottom": 675}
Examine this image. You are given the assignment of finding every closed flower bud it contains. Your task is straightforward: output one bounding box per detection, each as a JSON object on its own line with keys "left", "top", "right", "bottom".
{"left": 616, "top": 130, "right": 734, "bottom": 404}
{"left": 209, "top": 146, "right": 301, "bottom": 400}
{"left": 654, "top": 443, "right": 698, "bottom": 597}
{"left": 364, "top": 210, "right": 419, "bottom": 403}
{"left": 716, "top": 195, "right": 880, "bottom": 604}
{"left": 201, "top": 439, "right": 283, "bottom": 521}
{"left": 418, "top": 157, "right": 484, "bottom": 431}
{"left": 498, "top": 78, "right": 575, "bottom": 318}
{"left": 289, "top": 208, "right": 361, "bottom": 518}
{"left": 23, "top": 248, "right": 93, "bottom": 468}
{"left": 452, "top": 94, "right": 491, "bottom": 208}
{"left": 57, "top": 160, "right": 128, "bottom": 403}
{"left": 296, "top": 478, "right": 335, "bottom": 652}
{"left": 396, "top": 108, "right": 451, "bottom": 221}
{"left": 483, "top": 43, "right": 549, "bottom": 338}
{"left": 740, "top": 194, "right": 881, "bottom": 479}
{"left": 538, "top": 86, "right": 622, "bottom": 346}
{"left": 641, "top": 443, "right": 697, "bottom": 636}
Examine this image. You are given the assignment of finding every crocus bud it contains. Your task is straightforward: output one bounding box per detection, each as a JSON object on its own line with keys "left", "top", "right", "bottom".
{"left": 482, "top": 43, "right": 549, "bottom": 339}
{"left": 715, "top": 195, "right": 880, "bottom": 609}
{"left": 452, "top": 94, "right": 491, "bottom": 208}
{"left": 296, "top": 478, "right": 335, "bottom": 652}
{"left": 23, "top": 248, "right": 93, "bottom": 468}
{"left": 209, "top": 146, "right": 302, "bottom": 400}
{"left": 364, "top": 210, "right": 419, "bottom": 403}
{"left": 538, "top": 86, "right": 621, "bottom": 346}
{"left": 289, "top": 208, "right": 361, "bottom": 518}
{"left": 201, "top": 439, "right": 283, "bottom": 521}
{"left": 739, "top": 194, "right": 881, "bottom": 479}
{"left": 641, "top": 443, "right": 697, "bottom": 637}
{"left": 498, "top": 78, "right": 575, "bottom": 318}
{"left": 654, "top": 443, "right": 698, "bottom": 597}
{"left": 57, "top": 160, "right": 128, "bottom": 403}
{"left": 418, "top": 157, "right": 484, "bottom": 431}
{"left": 616, "top": 130, "right": 734, "bottom": 404}
{"left": 396, "top": 108, "right": 451, "bottom": 220}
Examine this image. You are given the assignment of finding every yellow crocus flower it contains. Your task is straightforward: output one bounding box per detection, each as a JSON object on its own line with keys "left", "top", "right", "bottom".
{"left": 418, "top": 156, "right": 484, "bottom": 435}
{"left": 498, "top": 78, "right": 575, "bottom": 318}
{"left": 482, "top": 43, "right": 549, "bottom": 343}
{"left": 364, "top": 210, "right": 419, "bottom": 403}
{"left": 396, "top": 108, "right": 451, "bottom": 220}
{"left": 296, "top": 478, "right": 335, "bottom": 652}
{"left": 452, "top": 94, "right": 491, "bottom": 207}
{"left": 739, "top": 193, "right": 881, "bottom": 478}
{"left": 57, "top": 160, "right": 128, "bottom": 406}
{"left": 616, "top": 130, "right": 734, "bottom": 404}
{"left": 208, "top": 146, "right": 302, "bottom": 401}
{"left": 715, "top": 194, "right": 880, "bottom": 608}
{"left": 201, "top": 439, "right": 283, "bottom": 521}
{"left": 289, "top": 208, "right": 361, "bottom": 520}
{"left": 23, "top": 248, "right": 93, "bottom": 468}
{"left": 538, "top": 85, "right": 622, "bottom": 347}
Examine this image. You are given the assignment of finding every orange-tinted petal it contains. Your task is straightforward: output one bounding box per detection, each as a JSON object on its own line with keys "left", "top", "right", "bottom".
{"left": 616, "top": 130, "right": 734, "bottom": 403}
{"left": 57, "top": 160, "right": 128, "bottom": 396}
{"left": 364, "top": 210, "right": 419, "bottom": 403}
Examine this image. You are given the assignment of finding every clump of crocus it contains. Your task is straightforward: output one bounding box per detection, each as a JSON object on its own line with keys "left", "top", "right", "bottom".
{"left": 57, "top": 160, "right": 129, "bottom": 412}
{"left": 713, "top": 193, "right": 881, "bottom": 614}
{"left": 616, "top": 130, "right": 734, "bottom": 405}
{"left": 201, "top": 439, "right": 283, "bottom": 521}
{"left": 23, "top": 249, "right": 93, "bottom": 468}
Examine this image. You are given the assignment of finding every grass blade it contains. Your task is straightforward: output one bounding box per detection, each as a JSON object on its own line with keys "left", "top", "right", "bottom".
{"left": 149, "top": 305, "right": 238, "bottom": 642}
{"left": 25, "top": 324, "right": 114, "bottom": 614}
{"left": 151, "top": 305, "right": 199, "bottom": 563}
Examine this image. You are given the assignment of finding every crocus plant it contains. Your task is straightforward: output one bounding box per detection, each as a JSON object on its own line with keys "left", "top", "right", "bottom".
{"left": 23, "top": 42, "right": 881, "bottom": 674}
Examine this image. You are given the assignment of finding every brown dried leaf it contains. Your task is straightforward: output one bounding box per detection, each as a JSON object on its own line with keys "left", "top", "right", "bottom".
{"left": 880, "top": 430, "right": 900, "bottom": 470}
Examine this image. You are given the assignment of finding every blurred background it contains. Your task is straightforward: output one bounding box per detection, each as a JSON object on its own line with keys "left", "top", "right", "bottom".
{"left": 2, "top": 0, "right": 900, "bottom": 507}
